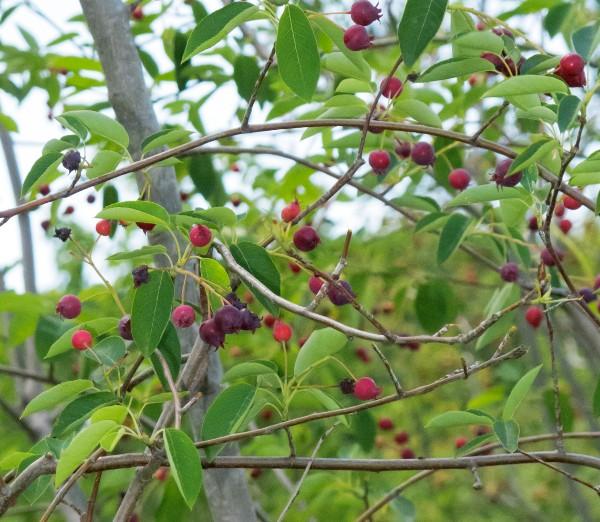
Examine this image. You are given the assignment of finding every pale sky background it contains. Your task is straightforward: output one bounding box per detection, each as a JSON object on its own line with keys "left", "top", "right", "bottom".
{"left": 0, "top": 1, "right": 580, "bottom": 295}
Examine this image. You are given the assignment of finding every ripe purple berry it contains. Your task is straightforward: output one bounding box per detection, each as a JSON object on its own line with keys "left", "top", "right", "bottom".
{"left": 171, "top": 304, "right": 196, "bottom": 328}
{"left": 395, "top": 141, "right": 411, "bottom": 159}
{"left": 240, "top": 309, "right": 261, "bottom": 332}
{"left": 492, "top": 159, "right": 522, "bottom": 187}
{"left": 293, "top": 226, "right": 320, "bottom": 252}
{"left": 119, "top": 315, "right": 133, "bottom": 340}
{"left": 339, "top": 378, "right": 356, "bottom": 394}
{"left": 411, "top": 142, "right": 436, "bottom": 166}
{"left": 132, "top": 265, "right": 150, "bottom": 287}
{"left": 350, "top": 1, "right": 382, "bottom": 26}
{"left": 327, "top": 280, "right": 355, "bottom": 306}
{"left": 500, "top": 262, "right": 519, "bottom": 282}
{"left": 214, "top": 305, "right": 243, "bottom": 334}
{"left": 56, "top": 294, "right": 82, "bottom": 319}
{"left": 62, "top": 150, "right": 81, "bottom": 172}
{"left": 199, "top": 319, "right": 225, "bottom": 347}
{"left": 343, "top": 25, "right": 372, "bottom": 51}
{"left": 579, "top": 288, "right": 596, "bottom": 303}
{"left": 53, "top": 227, "right": 71, "bottom": 242}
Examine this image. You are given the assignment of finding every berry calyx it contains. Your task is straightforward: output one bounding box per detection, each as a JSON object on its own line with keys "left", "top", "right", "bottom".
{"left": 281, "top": 200, "right": 301, "bottom": 223}
{"left": 327, "top": 280, "right": 355, "bottom": 306}
{"left": 563, "top": 195, "right": 581, "bottom": 210}
{"left": 492, "top": 159, "right": 522, "bottom": 187}
{"left": 378, "top": 418, "right": 393, "bottom": 431}
{"left": 56, "top": 294, "right": 82, "bottom": 319}
{"left": 380, "top": 77, "right": 403, "bottom": 99}
{"left": 71, "top": 329, "right": 93, "bottom": 351}
{"left": 273, "top": 320, "right": 292, "bottom": 342}
{"left": 448, "top": 168, "right": 471, "bottom": 191}
{"left": 214, "top": 305, "right": 243, "bottom": 334}
{"left": 309, "top": 276, "right": 324, "bottom": 294}
{"left": 394, "top": 431, "right": 409, "bottom": 445}
{"left": 62, "top": 150, "right": 81, "bottom": 172}
{"left": 411, "top": 142, "right": 436, "bottom": 166}
{"left": 559, "top": 219, "right": 572, "bottom": 234}
{"left": 350, "top": 1, "right": 382, "bottom": 26}
{"left": 54, "top": 227, "right": 71, "bottom": 242}
{"left": 136, "top": 222, "right": 155, "bottom": 232}
{"left": 525, "top": 306, "right": 543, "bottom": 328}
{"left": 171, "top": 304, "right": 196, "bottom": 328}
{"left": 343, "top": 25, "right": 372, "bottom": 51}
{"left": 199, "top": 319, "right": 225, "bottom": 347}
{"left": 353, "top": 377, "right": 381, "bottom": 400}
{"left": 455, "top": 437, "right": 467, "bottom": 449}
{"left": 96, "top": 219, "right": 111, "bottom": 236}
{"left": 500, "top": 262, "right": 519, "bottom": 283}
{"left": 189, "top": 224, "right": 212, "bottom": 247}
{"left": 119, "top": 315, "right": 133, "bottom": 340}
{"left": 368, "top": 150, "right": 391, "bottom": 174}
{"left": 293, "top": 226, "right": 320, "bottom": 252}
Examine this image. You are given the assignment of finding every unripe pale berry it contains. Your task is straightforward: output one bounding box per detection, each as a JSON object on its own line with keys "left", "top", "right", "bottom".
{"left": 525, "top": 306, "right": 543, "bottom": 328}
{"left": 56, "top": 294, "right": 82, "bottom": 319}
{"left": 492, "top": 159, "right": 522, "bottom": 187}
{"left": 559, "top": 219, "right": 572, "bottom": 234}
{"left": 199, "top": 319, "right": 225, "bottom": 347}
{"left": 500, "top": 262, "right": 519, "bottom": 283}
{"left": 96, "top": 219, "right": 111, "bottom": 236}
{"left": 293, "top": 226, "right": 320, "bottom": 252}
{"left": 309, "top": 276, "right": 324, "bottom": 294}
{"left": 171, "top": 304, "right": 196, "bottom": 328}
{"left": 189, "top": 224, "right": 212, "bottom": 247}
{"left": 448, "top": 168, "right": 471, "bottom": 190}
{"left": 380, "top": 77, "right": 403, "bottom": 98}
{"left": 378, "top": 418, "right": 393, "bottom": 430}
{"left": 368, "top": 150, "right": 391, "bottom": 174}
{"left": 353, "top": 377, "right": 381, "bottom": 400}
{"left": 411, "top": 142, "right": 436, "bottom": 166}
{"left": 273, "top": 320, "right": 292, "bottom": 342}
{"left": 350, "top": 1, "right": 382, "bottom": 26}
{"left": 563, "top": 195, "right": 581, "bottom": 210}
{"left": 71, "top": 329, "right": 93, "bottom": 350}
{"left": 281, "top": 200, "right": 301, "bottom": 222}
{"left": 343, "top": 25, "right": 372, "bottom": 51}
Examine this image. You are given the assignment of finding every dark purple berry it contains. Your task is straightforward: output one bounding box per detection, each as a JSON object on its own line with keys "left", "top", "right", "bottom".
{"left": 395, "top": 141, "right": 411, "bottom": 159}
{"left": 200, "top": 319, "right": 225, "bottom": 347}
{"left": 214, "top": 305, "right": 243, "bottom": 334}
{"left": 87, "top": 194, "right": 96, "bottom": 204}
{"left": 579, "top": 288, "right": 596, "bottom": 303}
{"left": 56, "top": 294, "right": 82, "bottom": 319}
{"left": 240, "top": 309, "right": 261, "bottom": 332}
{"left": 500, "top": 262, "right": 519, "bottom": 282}
{"left": 132, "top": 265, "right": 150, "bottom": 287}
{"left": 225, "top": 292, "right": 246, "bottom": 310}
{"left": 62, "top": 150, "right": 81, "bottom": 172}
{"left": 53, "top": 227, "right": 71, "bottom": 242}
{"left": 339, "top": 378, "right": 356, "bottom": 394}
{"left": 41, "top": 219, "right": 51, "bottom": 231}
{"left": 293, "top": 226, "right": 320, "bottom": 252}
{"left": 350, "top": 1, "right": 382, "bottom": 26}
{"left": 411, "top": 142, "right": 436, "bottom": 166}
{"left": 492, "top": 159, "right": 522, "bottom": 187}
{"left": 327, "top": 280, "right": 355, "bottom": 306}
{"left": 119, "top": 315, "right": 133, "bottom": 340}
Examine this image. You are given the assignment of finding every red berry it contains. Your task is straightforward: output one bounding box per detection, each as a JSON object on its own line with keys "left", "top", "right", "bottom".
{"left": 71, "top": 329, "right": 93, "bottom": 350}
{"left": 380, "top": 77, "right": 403, "bottom": 99}
{"left": 293, "top": 226, "right": 320, "bottom": 252}
{"left": 528, "top": 216, "right": 539, "bottom": 231}
{"left": 411, "top": 142, "right": 435, "bottom": 166}
{"left": 378, "top": 418, "right": 393, "bottom": 431}
{"left": 41, "top": 219, "right": 51, "bottom": 231}
{"left": 350, "top": 1, "right": 382, "bottom": 26}
{"left": 500, "top": 262, "right": 519, "bottom": 283}
{"left": 154, "top": 467, "right": 168, "bottom": 481}
{"left": 273, "top": 320, "right": 292, "bottom": 342}
{"left": 355, "top": 347, "right": 371, "bottom": 363}
{"left": 39, "top": 184, "right": 50, "bottom": 196}
{"left": 96, "top": 219, "right": 111, "bottom": 236}
{"left": 56, "top": 294, "right": 82, "bottom": 319}
{"left": 353, "top": 377, "right": 381, "bottom": 400}
{"left": 559, "top": 219, "right": 572, "bottom": 234}
{"left": 180, "top": 191, "right": 189, "bottom": 201}
{"left": 492, "top": 159, "right": 522, "bottom": 187}
{"left": 455, "top": 437, "right": 467, "bottom": 449}
{"left": 288, "top": 262, "right": 301, "bottom": 274}
{"left": 281, "top": 200, "right": 301, "bottom": 222}
{"left": 260, "top": 408, "right": 273, "bottom": 421}
{"left": 541, "top": 248, "right": 564, "bottom": 266}
{"left": 559, "top": 53, "right": 585, "bottom": 76}
{"left": 368, "top": 150, "right": 391, "bottom": 174}
{"left": 395, "top": 141, "right": 411, "bottom": 159}
{"left": 309, "top": 276, "right": 324, "bottom": 294}
{"left": 136, "top": 222, "right": 155, "bottom": 232}
{"left": 250, "top": 468, "right": 262, "bottom": 479}
{"left": 171, "top": 304, "right": 196, "bottom": 328}
{"left": 64, "top": 206, "right": 75, "bottom": 215}
{"left": 401, "top": 448, "right": 415, "bottom": 459}
{"left": 448, "top": 168, "right": 471, "bottom": 190}
{"left": 199, "top": 319, "right": 225, "bottom": 347}
{"left": 189, "top": 224, "right": 212, "bottom": 247}
{"left": 263, "top": 314, "right": 276, "bottom": 328}
{"left": 131, "top": 5, "right": 143, "bottom": 20}
{"left": 563, "top": 195, "right": 581, "bottom": 210}
{"left": 343, "top": 25, "right": 372, "bottom": 51}
{"left": 554, "top": 203, "right": 565, "bottom": 217}
{"left": 394, "top": 431, "right": 409, "bottom": 445}
{"left": 593, "top": 275, "right": 600, "bottom": 291}
{"left": 525, "top": 306, "right": 543, "bottom": 328}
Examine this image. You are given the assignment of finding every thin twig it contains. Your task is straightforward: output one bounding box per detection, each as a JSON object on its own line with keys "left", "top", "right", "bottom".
{"left": 241, "top": 45, "right": 276, "bottom": 129}
{"left": 371, "top": 344, "right": 403, "bottom": 396}
{"left": 156, "top": 351, "right": 181, "bottom": 429}
{"left": 85, "top": 472, "right": 102, "bottom": 522}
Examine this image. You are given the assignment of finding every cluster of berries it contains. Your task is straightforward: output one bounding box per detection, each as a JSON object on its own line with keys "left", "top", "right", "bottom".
{"left": 343, "top": 1, "right": 381, "bottom": 51}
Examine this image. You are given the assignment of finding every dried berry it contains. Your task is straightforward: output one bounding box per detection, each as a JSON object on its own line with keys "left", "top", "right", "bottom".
{"left": 53, "top": 227, "right": 71, "bottom": 242}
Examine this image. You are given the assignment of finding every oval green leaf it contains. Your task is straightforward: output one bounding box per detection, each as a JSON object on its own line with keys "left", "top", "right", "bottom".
{"left": 164, "top": 428, "right": 203, "bottom": 509}
{"left": 21, "top": 380, "right": 94, "bottom": 418}
{"left": 502, "top": 364, "right": 542, "bottom": 420}
{"left": 437, "top": 213, "right": 472, "bottom": 264}
{"left": 399, "top": 0, "right": 448, "bottom": 67}
{"left": 21, "top": 152, "right": 62, "bottom": 197}
{"left": 59, "top": 110, "right": 129, "bottom": 149}
{"left": 418, "top": 57, "right": 495, "bottom": 82}
{"left": 97, "top": 200, "right": 171, "bottom": 227}
{"left": 293, "top": 328, "right": 348, "bottom": 376}
{"left": 484, "top": 75, "right": 569, "bottom": 98}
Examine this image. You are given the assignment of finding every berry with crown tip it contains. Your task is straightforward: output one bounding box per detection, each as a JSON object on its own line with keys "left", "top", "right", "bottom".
{"left": 132, "top": 265, "right": 150, "bottom": 287}
{"left": 189, "top": 224, "right": 212, "bottom": 247}
{"left": 411, "top": 142, "right": 436, "bottom": 166}
{"left": 579, "top": 288, "right": 596, "bottom": 303}
{"left": 289, "top": 262, "right": 301, "bottom": 274}
{"left": 563, "top": 195, "right": 581, "bottom": 210}
{"left": 87, "top": 194, "right": 95, "bottom": 204}
{"left": 172, "top": 304, "right": 196, "bottom": 328}
{"left": 96, "top": 219, "right": 111, "bottom": 236}
{"left": 369, "top": 150, "right": 391, "bottom": 174}
{"left": 62, "top": 150, "right": 81, "bottom": 172}
{"left": 353, "top": 377, "right": 381, "bottom": 400}
{"left": 492, "top": 159, "right": 522, "bottom": 187}
{"left": 500, "top": 262, "right": 519, "bottom": 283}
{"left": 119, "top": 315, "right": 133, "bottom": 340}
{"left": 378, "top": 418, "right": 393, "bottom": 430}
{"left": 39, "top": 184, "right": 50, "bottom": 196}
{"left": 309, "top": 276, "right": 324, "bottom": 294}
{"left": 448, "top": 168, "right": 471, "bottom": 190}
{"left": 455, "top": 437, "right": 467, "bottom": 449}
{"left": 293, "top": 226, "right": 320, "bottom": 252}
{"left": 555, "top": 53, "right": 586, "bottom": 87}
{"left": 559, "top": 219, "right": 572, "bottom": 234}
{"left": 199, "top": 319, "right": 225, "bottom": 347}
{"left": 395, "top": 141, "right": 411, "bottom": 159}
{"left": 528, "top": 216, "right": 539, "bottom": 231}
{"left": 64, "top": 206, "right": 74, "bottom": 215}
{"left": 281, "top": 200, "right": 301, "bottom": 222}
{"left": 214, "top": 305, "right": 243, "bottom": 334}
{"left": 53, "top": 227, "right": 71, "bottom": 242}
{"left": 41, "top": 219, "right": 50, "bottom": 232}
{"left": 355, "top": 347, "right": 371, "bottom": 363}
{"left": 401, "top": 448, "right": 415, "bottom": 459}
{"left": 350, "top": 1, "right": 382, "bottom": 25}
{"left": 343, "top": 25, "right": 372, "bottom": 51}
{"left": 554, "top": 203, "right": 565, "bottom": 217}
{"left": 240, "top": 309, "right": 261, "bottom": 332}
{"left": 273, "top": 320, "right": 292, "bottom": 342}
{"left": 263, "top": 314, "right": 276, "bottom": 328}
{"left": 525, "top": 306, "right": 543, "bottom": 328}
{"left": 136, "top": 222, "right": 155, "bottom": 233}
{"left": 56, "top": 294, "right": 81, "bottom": 319}
{"left": 154, "top": 467, "right": 168, "bottom": 481}
{"left": 394, "top": 431, "right": 409, "bottom": 445}
{"left": 339, "top": 378, "right": 356, "bottom": 394}
{"left": 71, "top": 329, "right": 93, "bottom": 351}
{"left": 327, "top": 280, "right": 355, "bottom": 306}
{"left": 380, "top": 77, "right": 403, "bottom": 98}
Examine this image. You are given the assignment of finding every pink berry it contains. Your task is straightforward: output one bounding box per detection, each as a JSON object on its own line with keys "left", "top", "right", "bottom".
{"left": 369, "top": 150, "right": 391, "bottom": 174}
{"left": 189, "top": 224, "right": 212, "bottom": 247}
{"left": 293, "top": 226, "right": 320, "bottom": 252}
{"left": 401, "top": 448, "right": 415, "bottom": 459}
{"left": 525, "top": 306, "right": 543, "bottom": 328}
{"left": 171, "top": 304, "right": 196, "bottom": 328}
{"left": 273, "top": 320, "right": 292, "bottom": 342}
{"left": 448, "top": 168, "right": 471, "bottom": 190}
{"left": 71, "top": 329, "right": 93, "bottom": 350}
{"left": 281, "top": 200, "right": 301, "bottom": 223}
{"left": 380, "top": 77, "right": 403, "bottom": 98}
{"left": 96, "top": 219, "right": 111, "bottom": 236}
{"left": 353, "top": 377, "right": 381, "bottom": 400}
{"left": 411, "top": 142, "right": 435, "bottom": 166}
{"left": 350, "top": 1, "right": 382, "bottom": 26}
{"left": 343, "top": 25, "right": 372, "bottom": 51}
{"left": 455, "top": 437, "right": 467, "bottom": 449}
{"left": 563, "top": 195, "right": 581, "bottom": 210}
{"left": 378, "top": 418, "right": 393, "bottom": 430}
{"left": 309, "top": 276, "right": 324, "bottom": 294}
{"left": 56, "top": 294, "right": 82, "bottom": 319}
{"left": 559, "top": 219, "right": 572, "bottom": 234}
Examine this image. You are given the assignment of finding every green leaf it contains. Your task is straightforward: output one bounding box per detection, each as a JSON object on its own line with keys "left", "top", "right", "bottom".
{"left": 150, "top": 323, "right": 182, "bottom": 389}
{"left": 200, "top": 258, "right": 231, "bottom": 293}
{"left": 276, "top": 5, "right": 320, "bottom": 101}
{"left": 0, "top": 452, "right": 36, "bottom": 471}
{"left": 58, "top": 110, "right": 129, "bottom": 149}
{"left": 22, "top": 380, "right": 94, "bottom": 418}
{"left": 399, "top": 0, "right": 449, "bottom": 67}
{"left": 391, "top": 99, "right": 442, "bottom": 127}
{"left": 45, "top": 318, "right": 118, "bottom": 359}
{"left": 455, "top": 433, "right": 495, "bottom": 456}
{"left": 426, "top": 410, "right": 493, "bottom": 428}
{"left": 231, "top": 242, "right": 280, "bottom": 315}
{"left": 557, "top": 95, "right": 581, "bottom": 133}
{"left": 322, "top": 52, "right": 371, "bottom": 82}
{"left": 97, "top": 200, "right": 170, "bottom": 228}
{"left": 131, "top": 271, "right": 174, "bottom": 357}
{"left": 164, "top": 429, "right": 203, "bottom": 509}
{"left": 335, "top": 79, "right": 373, "bottom": 94}
{"left": 107, "top": 245, "right": 168, "bottom": 262}
{"left": 415, "top": 279, "right": 457, "bottom": 332}
{"left": 85, "top": 150, "right": 123, "bottom": 179}
{"left": 293, "top": 328, "right": 348, "bottom": 376}
{"left": 593, "top": 376, "right": 600, "bottom": 417}
{"left": 572, "top": 23, "right": 600, "bottom": 61}
{"left": 179, "top": 207, "right": 237, "bottom": 228}
{"left": 52, "top": 392, "right": 115, "bottom": 437}
{"left": 391, "top": 195, "right": 440, "bottom": 213}
{"left": 484, "top": 75, "right": 568, "bottom": 98}
{"left": 519, "top": 54, "right": 560, "bottom": 75}
{"left": 233, "top": 55, "right": 261, "bottom": 102}
{"left": 202, "top": 383, "right": 256, "bottom": 460}
{"left": 20, "top": 152, "right": 62, "bottom": 196}
{"left": 516, "top": 106, "right": 557, "bottom": 124}
{"left": 141, "top": 129, "right": 191, "bottom": 155}
{"left": 353, "top": 410, "right": 376, "bottom": 452}
{"left": 447, "top": 185, "right": 530, "bottom": 206}
{"left": 55, "top": 420, "right": 117, "bottom": 486}
{"left": 452, "top": 31, "right": 505, "bottom": 56}
{"left": 437, "top": 213, "right": 472, "bottom": 264}
{"left": 293, "top": 389, "right": 349, "bottom": 427}
{"left": 502, "top": 365, "right": 542, "bottom": 419}
{"left": 418, "top": 57, "right": 495, "bottom": 82}
{"left": 183, "top": 3, "right": 261, "bottom": 60}
{"left": 83, "top": 336, "right": 126, "bottom": 366}
{"left": 509, "top": 138, "right": 556, "bottom": 174}
{"left": 493, "top": 419, "right": 520, "bottom": 452}
{"left": 223, "top": 361, "right": 277, "bottom": 381}
{"left": 90, "top": 405, "right": 128, "bottom": 424}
